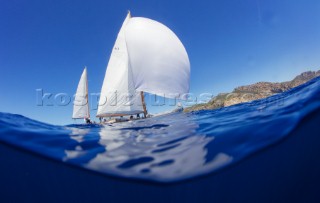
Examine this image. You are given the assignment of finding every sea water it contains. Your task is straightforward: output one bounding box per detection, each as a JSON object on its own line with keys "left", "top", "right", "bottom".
{"left": 0, "top": 77, "right": 319, "bottom": 183}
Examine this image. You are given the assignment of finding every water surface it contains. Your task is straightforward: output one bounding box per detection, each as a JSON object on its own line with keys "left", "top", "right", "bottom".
{"left": 0, "top": 77, "right": 319, "bottom": 183}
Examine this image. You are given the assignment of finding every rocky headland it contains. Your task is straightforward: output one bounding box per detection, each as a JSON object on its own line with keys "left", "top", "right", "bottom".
{"left": 184, "top": 70, "right": 320, "bottom": 112}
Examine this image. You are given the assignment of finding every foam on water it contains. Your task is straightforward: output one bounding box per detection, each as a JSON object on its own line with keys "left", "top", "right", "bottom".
{"left": 0, "top": 77, "right": 319, "bottom": 183}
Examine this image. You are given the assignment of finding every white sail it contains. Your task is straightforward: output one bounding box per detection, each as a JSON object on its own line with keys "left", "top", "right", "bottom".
{"left": 97, "top": 12, "right": 190, "bottom": 117}
{"left": 73, "top": 67, "right": 90, "bottom": 119}
{"left": 97, "top": 12, "right": 144, "bottom": 117}
{"left": 125, "top": 17, "right": 190, "bottom": 99}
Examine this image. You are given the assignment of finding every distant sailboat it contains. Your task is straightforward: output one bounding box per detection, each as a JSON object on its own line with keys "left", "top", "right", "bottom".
{"left": 96, "top": 11, "right": 190, "bottom": 121}
{"left": 73, "top": 67, "right": 90, "bottom": 122}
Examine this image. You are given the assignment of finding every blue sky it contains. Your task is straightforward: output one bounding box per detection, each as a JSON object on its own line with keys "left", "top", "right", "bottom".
{"left": 0, "top": 0, "right": 319, "bottom": 125}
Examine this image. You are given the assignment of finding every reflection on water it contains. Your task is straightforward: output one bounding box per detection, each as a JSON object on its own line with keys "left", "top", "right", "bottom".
{"left": 0, "top": 77, "right": 319, "bottom": 182}
{"left": 63, "top": 128, "right": 90, "bottom": 161}
{"left": 85, "top": 115, "right": 232, "bottom": 181}
{"left": 63, "top": 114, "right": 232, "bottom": 181}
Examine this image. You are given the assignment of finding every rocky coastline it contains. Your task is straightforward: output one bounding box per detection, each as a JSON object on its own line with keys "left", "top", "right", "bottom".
{"left": 184, "top": 70, "right": 320, "bottom": 112}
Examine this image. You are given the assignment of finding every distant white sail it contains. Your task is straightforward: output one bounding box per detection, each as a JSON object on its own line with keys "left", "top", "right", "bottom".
{"left": 125, "top": 17, "right": 190, "bottom": 99}
{"left": 97, "top": 12, "right": 144, "bottom": 117}
{"left": 73, "top": 68, "right": 90, "bottom": 119}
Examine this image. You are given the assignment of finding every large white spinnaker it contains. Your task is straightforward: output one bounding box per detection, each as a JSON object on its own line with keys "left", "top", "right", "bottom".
{"left": 97, "top": 12, "right": 144, "bottom": 117}
{"left": 73, "top": 67, "right": 90, "bottom": 119}
{"left": 125, "top": 17, "right": 190, "bottom": 99}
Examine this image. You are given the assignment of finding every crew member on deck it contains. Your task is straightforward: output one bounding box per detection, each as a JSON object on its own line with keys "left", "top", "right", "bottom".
{"left": 85, "top": 117, "right": 92, "bottom": 124}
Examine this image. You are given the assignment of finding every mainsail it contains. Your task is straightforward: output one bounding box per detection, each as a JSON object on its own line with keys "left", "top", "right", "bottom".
{"left": 97, "top": 12, "right": 144, "bottom": 117}
{"left": 73, "top": 67, "right": 90, "bottom": 119}
{"left": 97, "top": 12, "right": 190, "bottom": 117}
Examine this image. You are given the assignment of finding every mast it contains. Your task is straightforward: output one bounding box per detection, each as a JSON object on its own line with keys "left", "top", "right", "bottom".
{"left": 140, "top": 91, "right": 148, "bottom": 118}
{"left": 85, "top": 67, "right": 90, "bottom": 118}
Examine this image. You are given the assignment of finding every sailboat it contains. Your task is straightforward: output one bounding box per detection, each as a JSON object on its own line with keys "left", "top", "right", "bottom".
{"left": 72, "top": 67, "right": 91, "bottom": 123}
{"left": 96, "top": 11, "right": 190, "bottom": 122}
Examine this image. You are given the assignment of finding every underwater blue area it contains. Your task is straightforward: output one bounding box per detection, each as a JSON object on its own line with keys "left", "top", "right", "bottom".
{"left": 0, "top": 77, "right": 320, "bottom": 183}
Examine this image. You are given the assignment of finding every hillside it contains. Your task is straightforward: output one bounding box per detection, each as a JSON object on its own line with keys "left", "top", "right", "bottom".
{"left": 184, "top": 70, "right": 320, "bottom": 112}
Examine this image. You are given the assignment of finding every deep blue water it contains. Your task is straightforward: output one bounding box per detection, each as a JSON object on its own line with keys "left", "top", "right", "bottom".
{"left": 0, "top": 77, "right": 319, "bottom": 183}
